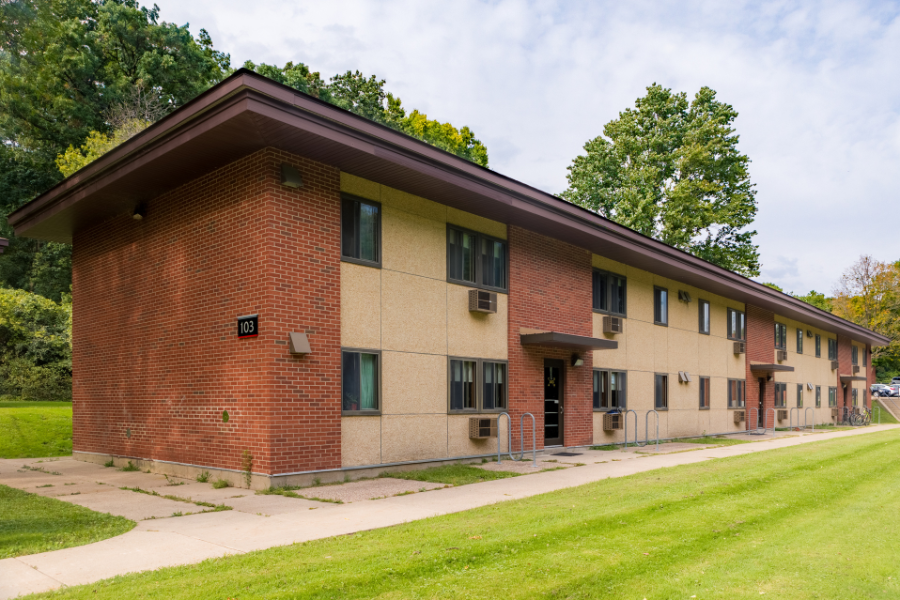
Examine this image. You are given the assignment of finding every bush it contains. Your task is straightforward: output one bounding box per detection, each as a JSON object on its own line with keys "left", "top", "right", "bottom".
{"left": 0, "top": 288, "right": 71, "bottom": 400}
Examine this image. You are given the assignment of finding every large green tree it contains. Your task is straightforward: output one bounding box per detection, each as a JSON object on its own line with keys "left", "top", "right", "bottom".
{"left": 562, "top": 84, "right": 760, "bottom": 277}
{"left": 0, "top": 0, "right": 230, "bottom": 300}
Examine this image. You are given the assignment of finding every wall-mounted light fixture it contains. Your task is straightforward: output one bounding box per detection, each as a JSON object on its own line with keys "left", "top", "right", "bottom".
{"left": 677, "top": 290, "right": 692, "bottom": 303}
{"left": 767, "top": 374, "right": 774, "bottom": 382}
{"left": 289, "top": 332, "right": 311, "bottom": 355}
{"left": 570, "top": 354, "right": 583, "bottom": 367}
{"left": 678, "top": 371, "right": 692, "bottom": 383}
{"left": 280, "top": 163, "right": 303, "bottom": 188}
{"left": 132, "top": 204, "right": 145, "bottom": 220}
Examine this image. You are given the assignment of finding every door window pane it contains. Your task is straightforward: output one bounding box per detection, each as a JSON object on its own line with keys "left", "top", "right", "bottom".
{"left": 816, "top": 386, "right": 821, "bottom": 407}
{"left": 449, "top": 359, "right": 476, "bottom": 411}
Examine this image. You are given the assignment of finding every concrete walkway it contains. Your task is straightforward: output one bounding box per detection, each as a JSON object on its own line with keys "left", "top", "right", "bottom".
{"left": 1, "top": 425, "right": 896, "bottom": 599}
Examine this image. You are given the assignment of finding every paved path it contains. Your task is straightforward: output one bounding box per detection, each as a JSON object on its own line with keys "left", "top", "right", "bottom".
{"left": 1, "top": 425, "right": 896, "bottom": 599}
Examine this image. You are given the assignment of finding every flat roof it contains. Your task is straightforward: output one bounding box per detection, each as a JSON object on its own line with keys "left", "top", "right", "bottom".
{"left": 749, "top": 363, "right": 796, "bottom": 372}
{"left": 520, "top": 332, "right": 618, "bottom": 351}
{"left": 7, "top": 69, "right": 890, "bottom": 347}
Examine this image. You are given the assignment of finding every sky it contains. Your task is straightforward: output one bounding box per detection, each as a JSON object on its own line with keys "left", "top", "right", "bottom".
{"left": 155, "top": 0, "right": 900, "bottom": 295}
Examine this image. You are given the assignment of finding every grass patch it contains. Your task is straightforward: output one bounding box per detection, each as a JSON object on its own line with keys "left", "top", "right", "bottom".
{"left": 0, "top": 484, "right": 133, "bottom": 558}
{"left": 681, "top": 436, "right": 751, "bottom": 446}
{"left": 26, "top": 429, "right": 900, "bottom": 599}
{"left": 118, "top": 487, "right": 231, "bottom": 512}
{"left": 0, "top": 401, "right": 72, "bottom": 459}
{"left": 119, "top": 461, "right": 139, "bottom": 472}
{"left": 258, "top": 487, "right": 343, "bottom": 504}
{"left": 385, "top": 464, "right": 520, "bottom": 486}
{"left": 212, "top": 478, "right": 230, "bottom": 489}
{"left": 873, "top": 400, "right": 900, "bottom": 424}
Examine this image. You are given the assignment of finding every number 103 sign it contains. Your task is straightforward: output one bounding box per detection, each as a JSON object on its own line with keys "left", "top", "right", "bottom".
{"left": 237, "top": 315, "right": 258, "bottom": 338}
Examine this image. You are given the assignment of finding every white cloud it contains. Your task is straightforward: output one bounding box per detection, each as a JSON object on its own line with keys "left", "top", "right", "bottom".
{"left": 157, "top": 0, "right": 900, "bottom": 294}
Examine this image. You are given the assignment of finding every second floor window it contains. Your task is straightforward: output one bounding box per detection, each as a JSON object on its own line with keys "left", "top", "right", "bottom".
{"left": 341, "top": 196, "right": 381, "bottom": 266}
{"left": 852, "top": 346, "right": 859, "bottom": 366}
{"left": 447, "top": 225, "right": 507, "bottom": 292}
{"left": 796, "top": 328, "right": 803, "bottom": 354}
{"left": 828, "top": 338, "right": 837, "bottom": 361}
{"left": 654, "top": 287, "right": 668, "bottom": 326}
{"left": 698, "top": 300, "right": 710, "bottom": 335}
{"left": 592, "top": 270, "right": 626, "bottom": 316}
{"left": 774, "top": 382, "right": 787, "bottom": 408}
{"left": 727, "top": 308, "right": 745, "bottom": 341}
{"left": 815, "top": 334, "right": 821, "bottom": 357}
{"left": 775, "top": 323, "right": 787, "bottom": 350}
{"left": 342, "top": 349, "right": 380, "bottom": 413}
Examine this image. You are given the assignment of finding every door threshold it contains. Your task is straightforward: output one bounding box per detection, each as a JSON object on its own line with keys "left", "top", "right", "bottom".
{"left": 544, "top": 445, "right": 563, "bottom": 449}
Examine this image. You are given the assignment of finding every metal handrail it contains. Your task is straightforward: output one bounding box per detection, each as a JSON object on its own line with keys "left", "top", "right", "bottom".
{"left": 645, "top": 410, "right": 660, "bottom": 452}
{"left": 746, "top": 407, "right": 763, "bottom": 435}
{"left": 623, "top": 409, "right": 638, "bottom": 451}
{"left": 763, "top": 407, "right": 776, "bottom": 435}
{"left": 496, "top": 412, "right": 537, "bottom": 467}
{"left": 804, "top": 407, "right": 815, "bottom": 432}
{"left": 789, "top": 407, "right": 802, "bottom": 430}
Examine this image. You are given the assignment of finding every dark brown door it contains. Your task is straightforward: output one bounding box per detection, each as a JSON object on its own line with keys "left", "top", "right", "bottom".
{"left": 544, "top": 359, "right": 564, "bottom": 446}
{"left": 758, "top": 378, "right": 766, "bottom": 428}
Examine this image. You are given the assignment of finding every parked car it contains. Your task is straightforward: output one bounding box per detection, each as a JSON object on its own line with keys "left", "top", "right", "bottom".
{"left": 872, "top": 383, "right": 888, "bottom": 395}
{"left": 891, "top": 377, "right": 900, "bottom": 385}
{"left": 883, "top": 385, "right": 900, "bottom": 397}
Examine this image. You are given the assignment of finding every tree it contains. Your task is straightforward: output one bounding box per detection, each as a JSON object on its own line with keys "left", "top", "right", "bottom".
{"left": 793, "top": 290, "right": 832, "bottom": 312}
{"left": 562, "top": 84, "right": 759, "bottom": 277}
{"left": 762, "top": 282, "right": 783, "bottom": 292}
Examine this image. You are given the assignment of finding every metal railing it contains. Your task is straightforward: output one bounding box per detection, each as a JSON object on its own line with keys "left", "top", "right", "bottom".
{"left": 623, "top": 409, "right": 638, "bottom": 451}
{"left": 645, "top": 409, "right": 660, "bottom": 452}
{"left": 746, "top": 407, "right": 763, "bottom": 435}
{"left": 789, "top": 407, "right": 803, "bottom": 430}
{"left": 497, "top": 412, "right": 537, "bottom": 468}
{"left": 804, "top": 407, "right": 815, "bottom": 432}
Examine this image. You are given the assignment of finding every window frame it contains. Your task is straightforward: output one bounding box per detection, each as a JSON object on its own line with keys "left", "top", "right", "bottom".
{"left": 796, "top": 328, "right": 803, "bottom": 354}
{"left": 815, "top": 334, "right": 821, "bottom": 358}
{"left": 774, "top": 323, "right": 787, "bottom": 350}
{"left": 654, "top": 373, "right": 669, "bottom": 410}
{"left": 827, "top": 338, "right": 837, "bottom": 361}
{"left": 728, "top": 378, "right": 745, "bottom": 408}
{"left": 698, "top": 299, "right": 710, "bottom": 335}
{"left": 852, "top": 388, "right": 858, "bottom": 407}
{"left": 341, "top": 347, "right": 382, "bottom": 415}
{"left": 592, "top": 269, "right": 627, "bottom": 317}
{"left": 446, "top": 224, "right": 508, "bottom": 294}
{"left": 727, "top": 308, "right": 746, "bottom": 341}
{"left": 699, "top": 376, "right": 711, "bottom": 410}
{"left": 852, "top": 346, "right": 859, "bottom": 366}
{"left": 815, "top": 385, "right": 821, "bottom": 408}
{"left": 774, "top": 382, "right": 787, "bottom": 408}
{"left": 828, "top": 386, "right": 837, "bottom": 408}
{"left": 796, "top": 383, "right": 803, "bottom": 408}
{"left": 592, "top": 369, "right": 628, "bottom": 412}
{"left": 447, "top": 356, "right": 509, "bottom": 414}
{"left": 340, "top": 194, "right": 382, "bottom": 268}
{"left": 653, "top": 287, "right": 669, "bottom": 327}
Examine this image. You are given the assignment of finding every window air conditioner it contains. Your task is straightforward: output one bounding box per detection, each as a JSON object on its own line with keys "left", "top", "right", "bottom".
{"left": 733, "top": 342, "right": 746, "bottom": 354}
{"left": 777, "top": 350, "right": 788, "bottom": 362}
{"left": 831, "top": 360, "right": 839, "bottom": 371}
{"left": 733, "top": 410, "right": 745, "bottom": 423}
{"left": 468, "top": 418, "right": 498, "bottom": 439}
{"left": 603, "top": 413, "right": 623, "bottom": 431}
{"left": 852, "top": 366, "right": 860, "bottom": 374}
{"left": 602, "top": 316, "right": 623, "bottom": 334}
{"left": 777, "top": 409, "right": 788, "bottom": 421}
{"left": 468, "top": 289, "right": 497, "bottom": 314}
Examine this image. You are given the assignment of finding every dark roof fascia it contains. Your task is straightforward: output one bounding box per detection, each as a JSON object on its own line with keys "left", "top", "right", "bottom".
{"left": 749, "top": 363, "right": 796, "bottom": 372}
{"left": 520, "top": 332, "right": 618, "bottom": 351}
{"left": 839, "top": 375, "right": 868, "bottom": 382}
{"left": 7, "top": 70, "right": 891, "bottom": 348}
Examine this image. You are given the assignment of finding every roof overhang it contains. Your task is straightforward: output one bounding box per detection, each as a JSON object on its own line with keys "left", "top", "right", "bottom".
{"left": 7, "top": 69, "right": 891, "bottom": 348}
{"left": 839, "top": 375, "right": 868, "bottom": 383}
{"left": 750, "top": 362, "right": 796, "bottom": 373}
{"left": 520, "top": 331, "right": 618, "bottom": 351}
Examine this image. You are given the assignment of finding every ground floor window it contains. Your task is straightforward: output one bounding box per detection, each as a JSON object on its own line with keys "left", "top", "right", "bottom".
{"left": 828, "top": 387, "right": 837, "bottom": 408}
{"left": 449, "top": 359, "right": 477, "bottom": 411}
{"left": 483, "top": 361, "right": 507, "bottom": 410}
{"left": 797, "top": 384, "right": 803, "bottom": 408}
{"left": 654, "top": 374, "right": 668, "bottom": 409}
{"left": 816, "top": 386, "right": 821, "bottom": 408}
{"left": 728, "top": 379, "right": 745, "bottom": 408}
{"left": 342, "top": 349, "right": 380, "bottom": 413}
{"left": 699, "top": 376, "right": 710, "bottom": 409}
{"left": 774, "top": 382, "right": 787, "bottom": 408}
{"left": 593, "top": 369, "right": 627, "bottom": 410}
{"left": 448, "top": 357, "right": 507, "bottom": 412}
{"left": 852, "top": 388, "right": 858, "bottom": 407}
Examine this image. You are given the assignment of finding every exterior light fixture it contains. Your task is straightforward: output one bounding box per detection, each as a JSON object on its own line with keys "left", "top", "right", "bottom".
{"left": 280, "top": 163, "right": 303, "bottom": 188}
{"left": 570, "top": 354, "right": 584, "bottom": 367}
{"left": 289, "top": 332, "right": 311, "bottom": 355}
{"left": 132, "top": 205, "right": 145, "bottom": 220}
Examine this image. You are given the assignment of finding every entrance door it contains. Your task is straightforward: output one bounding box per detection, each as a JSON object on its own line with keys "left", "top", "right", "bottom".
{"left": 544, "top": 359, "right": 564, "bottom": 446}
{"left": 758, "top": 378, "right": 766, "bottom": 428}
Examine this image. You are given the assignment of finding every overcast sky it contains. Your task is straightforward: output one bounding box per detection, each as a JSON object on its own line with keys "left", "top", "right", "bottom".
{"left": 155, "top": 0, "right": 900, "bottom": 295}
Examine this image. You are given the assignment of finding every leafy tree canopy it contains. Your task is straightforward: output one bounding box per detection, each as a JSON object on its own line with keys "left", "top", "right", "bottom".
{"left": 793, "top": 290, "right": 832, "bottom": 312}
{"left": 562, "top": 84, "right": 759, "bottom": 277}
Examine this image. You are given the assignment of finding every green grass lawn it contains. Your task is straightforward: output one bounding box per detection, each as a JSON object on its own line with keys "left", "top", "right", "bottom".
{"left": 0, "top": 401, "right": 72, "bottom": 458}
{"left": 24, "top": 428, "right": 900, "bottom": 599}
{"left": 681, "top": 435, "right": 750, "bottom": 446}
{"left": 0, "top": 484, "right": 134, "bottom": 558}
{"left": 386, "top": 464, "right": 520, "bottom": 486}
{"left": 873, "top": 400, "right": 900, "bottom": 424}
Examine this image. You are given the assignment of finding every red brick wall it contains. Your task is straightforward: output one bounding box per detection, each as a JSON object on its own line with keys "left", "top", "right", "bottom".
{"left": 71, "top": 148, "right": 341, "bottom": 475}
{"left": 745, "top": 305, "right": 775, "bottom": 429}
{"left": 507, "top": 226, "right": 594, "bottom": 449}
{"left": 837, "top": 335, "right": 852, "bottom": 414}
{"left": 867, "top": 344, "right": 874, "bottom": 410}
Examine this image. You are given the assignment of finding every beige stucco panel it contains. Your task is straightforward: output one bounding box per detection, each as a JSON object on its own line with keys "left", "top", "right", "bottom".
{"left": 654, "top": 325, "right": 669, "bottom": 373}
{"left": 447, "top": 285, "right": 508, "bottom": 359}
{"left": 382, "top": 270, "right": 447, "bottom": 354}
{"left": 381, "top": 414, "right": 448, "bottom": 463}
{"left": 627, "top": 371, "right": 654, "bottom": 413}
{"left": 626, "top": 320, "right": 655, "bottom": 373}
{"left": 592, "top": 254, "right": 628, "bottom": 276}
{"left": 380, "top": 185, "right": 447, "bottom": 222}
{"left": 626, "top": 273, "right": 654, "bottom": 323}
{"left": 448, "top": 415, "right": 501, "bottom": 457}
{"left": 446, "top": 207, "right": 506, "bottom": 239}
{"left": 382, "top": 206, "right": 446, "bottom": 280}
{"left": 381, "top": 351, "right": 447, "bottom": 415}
{"left": 340, "top": 172, "right": 381, "bottom": 201}
{"left": 592, "top": 313, "right": 626, "bottom": 371}
{"left": 668, "top": 327, "right": 699, "bottom": 376}
{"left": 341, "top": 416, "right": 381, "bottom": 467}
{"left": 341, "top": 262, "right": 381, "bottom": 349}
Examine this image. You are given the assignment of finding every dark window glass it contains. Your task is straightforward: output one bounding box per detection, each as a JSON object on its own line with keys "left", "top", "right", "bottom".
{"left": 654, "top": 288, "right": 668, "bottom": 325}
{"left": 449, "top": 359, "right": 477, "bottom": 411}
{"left": 593, "top": 370, "right": 626, "bottom": 410}
{"left": 727, "top": 309, "right": 745, "bottom": 341}
{"left": 341, "top": 197, "right": 380, "bottom": 264}
{"left": 728, "top": 379, "right": 745, "bottom": 408}
{"left": 863, "top": 347, "right": 868, "bottom": 366}
{"left": 699, "top": 377, "right": 711, "bottom": 409}
{"left": 483, "top": 362, "right": 507, "bottom": 410}
{"left": 796, "top": 329, "right": 803, "bottom": 354}
{"left": 342, "top": 351, "right": 378, "bottom": 412}
{"left": 480, "top": 237, "right": 506, "bottom": 290}
{"left": 828, "top": 387, "right": 837, "bottom": 407}
{"left": 655, "top": 374, "right": 668, "bottom": 409}
{"left": 852, "top": 346, "right": 858, "bottom": 366}
{"left": 610, "top": 274, "right": 626, "bottom": 315}
{"left": 828, "top": 339, "right": 838, "bottom": 360}
{"left": 816, "top": 386, "right": 821, "bottom": 408}
{"left": 774, "top": 382, "right": 786, "bottom": 408}
{"left": 592, "top": 270, "right": 626, "bottom": 316}
{"left": 797, "top": 384, "right": 804, "bottom": 408}
{"left": 447, "top": 226, "right": 506, "bottom": 291}
{"left": 698, "top": 300, "right": 710, "bottom": 335}
{"left": 447, "top": 228, "right": 475, "bottom": 283}
{"left": 592, "top": 271, "right": 608, "bottom": 312}
{"left": 775, "top": 323, "right": 787, "bottom": 350}
{"left": 815, "top": 334, "right": 821, "bottom": 357}
{"left": 852, "top": 389, "right": 858, "bottom": 407}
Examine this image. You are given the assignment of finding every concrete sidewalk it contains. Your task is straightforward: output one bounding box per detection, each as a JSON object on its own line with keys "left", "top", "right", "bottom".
{"left": 1, "top": 425, "right": 896, "bottom": 599}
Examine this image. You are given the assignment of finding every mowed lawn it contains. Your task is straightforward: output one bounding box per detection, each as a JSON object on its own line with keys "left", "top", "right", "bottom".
{"left": 0, "top": 401, "right": 72, "bottom": 458}
{"left": 27, "top": 429, "right": 900, "bottom": 600}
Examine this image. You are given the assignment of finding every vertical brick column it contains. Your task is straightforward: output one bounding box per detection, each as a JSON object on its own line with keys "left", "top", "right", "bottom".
{"left": 838, "top": 335, "right": 852, "bottom": 415}
{"left": 507, "top": 227, "right": 594, "bottom": 449}
{"left": 866, "top": 343, "right": 874, "bottom": 410}
{"left": 745, "top": 305, "right": 775, "bottom": 429}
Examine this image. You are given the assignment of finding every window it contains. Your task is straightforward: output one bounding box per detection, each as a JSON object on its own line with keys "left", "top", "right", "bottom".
{"left": 341, "top": 196, "right": 381, "bottom": 266}
{"left": 728, "top": 379, "right": 745, "bottom": 408}
{"left": 852, "top": 346, "right": 859, "bottom": 366}
{"left": 828, "top": 338, "right": 837, "bottom": 361}
{"left": 593, "top": 370, "right": 627, "bottom": 410}
{"left": 727, "top": 308, "right": 746, "bottom": 341}
{"left": 698, "top": 300, "right": 710, "bottom": 335}
{"left": 796, "top": 329, "right": 803, "bottom": 354}
{"left": 341, "top": 350, "right": 380, "bottom": 413}
{"left": 448, "top": 358, "right": 507, "bottom": 413}
{"left": 828, "top": 386, "right": 837, "bottom": 408}
{"left": 815, "top": 386, "right": 821, "bottom": 408}
{"left": 815, "top": 334, "right": 821, "bottom": 357}
{"left": 774, "top": 323, "right": 787, "bottom": 350}
{"left": 774, "top": 382, "right": 787, "bottom": 408}
{"left": 447, "top": 225, "right": 507, "bottom": 292}
{"left": 592, "top": 270, "right": 627, "bottom": 316}
{"left": 699, "top": 376, "right": 711, "bottom": 409}
{"left": 797, "top": 384, "right": 804, "bottom": 408}
{"left": 863, "top": 347, "right": 868, "bottom": 367}
{"left": 654, "top": 287, "right": 668, "bottom": 326}
{"left": 654, "top": 373, "right": 668, "bottom": 409}
{"left": 852, "top": 388, "right": 858, "bottom": 407}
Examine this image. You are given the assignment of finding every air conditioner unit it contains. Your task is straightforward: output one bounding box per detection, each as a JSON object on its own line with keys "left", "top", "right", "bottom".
{"left": 602, "top": 316, "right": 623, "bottom": 334}
{"left": 777, "top": 350, "right": 788, "bottom": 362}
{"left": 468, "top": 417, "right": 498, "bottom": 439}
{"left": 602, "top": 412, "right": 623, "bottom": 431}
{"left": 678, "top": 290, "right": 692, "bottom": 303}
{"left": 807, "top": 330, "right": 813, "bottom": 338}
{"left": 831, "top": 408, "right": 839, "bottom": 418}
{"left": 831, "top": 360, "right": 839, "bottom": 371}
{"left": 733, "top": 342, "right": 746, "bottom": 354}
{"left": 733, "top": 410, "right": 745, "bottom": 424}
{"left": 852, "top": 366, "right": 860, "bottom": 374}
{"left": 777, "top": 409, "right": 788, "bottom": 421}
{"left": 468, "top": 289, "right": 497, "bottom": 314}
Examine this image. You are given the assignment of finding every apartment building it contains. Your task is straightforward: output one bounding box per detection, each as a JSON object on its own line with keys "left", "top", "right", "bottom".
{"left": 9, "top": 70, "right": 888, "bottom": 487}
